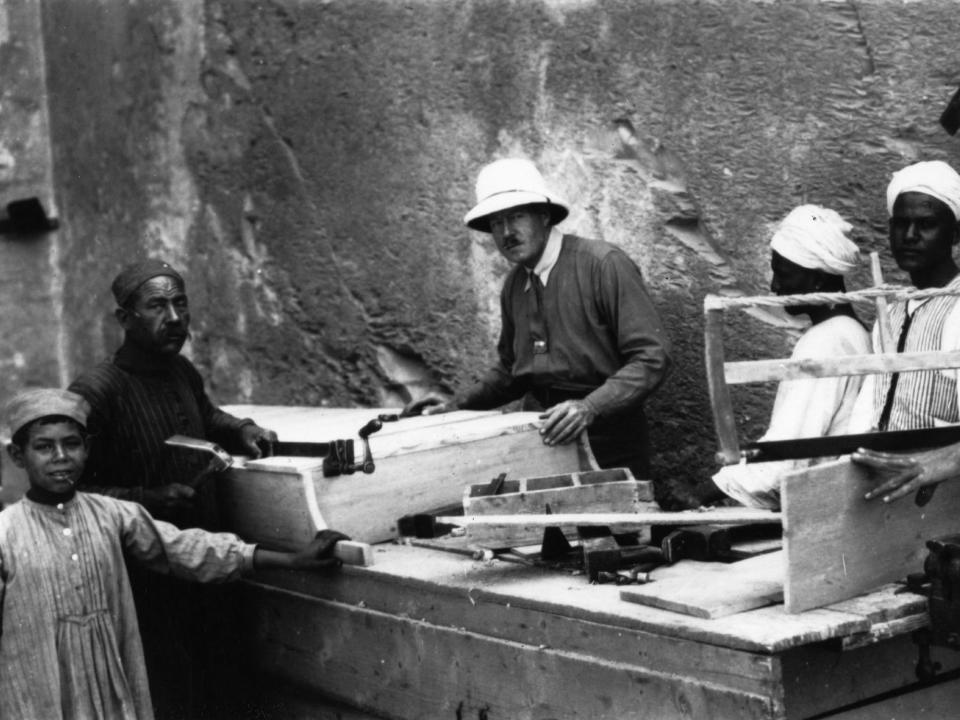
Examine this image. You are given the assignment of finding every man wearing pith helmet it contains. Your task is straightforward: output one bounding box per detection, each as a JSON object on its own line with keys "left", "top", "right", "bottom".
{"left": 405, "top": 158, "right": 672, "bottom": 479}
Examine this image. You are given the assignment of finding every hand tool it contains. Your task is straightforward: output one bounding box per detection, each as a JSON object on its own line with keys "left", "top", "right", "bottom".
{"left": 593, "top": 569, "right": 653, "bottom": 585}
{"left": 904, "top": 532, "right": 960, "bottom": 681}
{"left": 743, "top": 425, "right": 960, "bottom": 463}
{"left": 659, "top": 526, "right": 732, "bottom": 564}
{"left": 582, "top": 535, "right": 666, "bottom": 582}
{"left": 255, "top": 414, "right": 399, "bottom": 476}
{"left": 397, "top": 502, "right": 464, "bottom": 539}
{"left": 165, "top": 435, "right": 234, "bottom": 472}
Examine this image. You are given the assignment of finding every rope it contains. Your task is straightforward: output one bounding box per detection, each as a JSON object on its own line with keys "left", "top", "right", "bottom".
{"left": 704, "top": 284, "right": 960, "bottom": 312}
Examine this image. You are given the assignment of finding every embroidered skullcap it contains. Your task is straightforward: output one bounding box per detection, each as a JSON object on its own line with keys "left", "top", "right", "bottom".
{"left": 769, "top": 204, "right": 860, "bottom": 275}
{"left": 886, "top": 160, "right": 960, "bottom": 220}
{"left": 4, "top": 388, "right": 89, "bottom": 439}
{"left": 111, "top": 259, "right": 184, "bottom": 307}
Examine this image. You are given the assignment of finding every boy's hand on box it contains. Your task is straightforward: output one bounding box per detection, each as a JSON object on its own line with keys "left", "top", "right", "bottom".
{"left": 296, "top": 530, "right": 352, "bottom": 570}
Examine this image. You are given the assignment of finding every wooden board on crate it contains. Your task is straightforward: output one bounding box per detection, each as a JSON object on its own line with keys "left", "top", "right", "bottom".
{"left": 441, "top": 507, "right": 782, "bottom": 549}
{"left": 215, "top": 407, "right": 592, "bottom": 549}
{"left": 462, "top": 467, "right": 657, "bottom": 548}
{"left": 782, "top": 456, "right": 960, "bottom": 613}
{"left": 620, "top": 551, "right": 784, "bottom": 619}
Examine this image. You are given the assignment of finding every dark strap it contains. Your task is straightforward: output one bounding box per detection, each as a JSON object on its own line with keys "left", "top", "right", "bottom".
{"left": 528, "top": 271, "right": 549, "bottom": 354}
{"left": 877, "top": 309, "right": 915, "bottom": 431}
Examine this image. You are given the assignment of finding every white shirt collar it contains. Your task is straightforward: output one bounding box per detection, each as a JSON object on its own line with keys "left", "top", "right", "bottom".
{"left": 526, "top": 227, "right": 563, "bottom": 289}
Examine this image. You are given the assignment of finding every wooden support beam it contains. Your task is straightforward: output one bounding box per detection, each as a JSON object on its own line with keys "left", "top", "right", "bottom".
{"left": 725, "top": 349, "right": 960, "bottom": 385}
{"left": 870, "top": 251, "right": 895, "bottom": 354}
{"left": 705, "top": 306, "right": 740, "bottom": 464}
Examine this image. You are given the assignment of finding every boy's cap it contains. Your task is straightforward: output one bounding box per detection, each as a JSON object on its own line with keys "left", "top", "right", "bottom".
{"left": 111, "top": 259, "right": 184, "bottom": 307}
{"left": 4, "top": 388, "right": 90, "bottom": 439}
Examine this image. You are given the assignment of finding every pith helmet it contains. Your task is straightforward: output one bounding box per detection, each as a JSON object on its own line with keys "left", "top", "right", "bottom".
{"left": 463, "top": 158, "right": 569, "bottom": 233}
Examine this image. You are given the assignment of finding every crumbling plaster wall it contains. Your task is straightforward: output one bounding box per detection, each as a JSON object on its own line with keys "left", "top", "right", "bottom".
{"left": 31, "top": 0, "right": 960, "bottom": 504}
{"left": 0, "top": 0, "right": 59, "bottom": 399}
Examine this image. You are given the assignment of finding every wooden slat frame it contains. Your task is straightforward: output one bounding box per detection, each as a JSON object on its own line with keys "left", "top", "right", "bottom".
{"left": 725, "top": 349, "right": 960, "bottom": 385}
{"left": 704, "top": 274, "right": 960, "bottom": 465}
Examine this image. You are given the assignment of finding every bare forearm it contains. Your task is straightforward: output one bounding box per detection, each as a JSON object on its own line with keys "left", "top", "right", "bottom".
{"left": 914, "top": 444, "right": 960, "bottom": 484}
{"left": 253, "top": 548, "right": 300, "bottom": 571}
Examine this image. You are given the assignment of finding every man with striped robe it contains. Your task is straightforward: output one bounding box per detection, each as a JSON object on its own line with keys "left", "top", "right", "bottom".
{"left": 850, "top": 160, "right": 960, "bottom": 435}
{"left": 67, "top": 259, "right": 278, "bottom": 719}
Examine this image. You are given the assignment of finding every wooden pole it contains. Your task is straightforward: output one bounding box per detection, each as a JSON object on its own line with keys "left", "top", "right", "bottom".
{"left": 704, "top": 301, "right": 740, "bottom": 465}
{"left": 437, "top": 507, "right": 782, "bottom": 529}
{"left": 870, "top": 252, "right": 895, "bottom": 354}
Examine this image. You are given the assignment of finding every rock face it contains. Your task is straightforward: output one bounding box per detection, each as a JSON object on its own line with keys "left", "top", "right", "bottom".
{"left": 3, "top": 0, "right": 958, "bottom": 503}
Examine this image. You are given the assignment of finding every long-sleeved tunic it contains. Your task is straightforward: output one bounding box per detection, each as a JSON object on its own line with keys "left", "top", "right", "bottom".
{"left": 0, "top": 493, "right": 255, "bottom": 720}
{"left": 712, "top": 314, "right": 870, "bottom": 509}
{"left": 67, "top": 341, "right": 253, "bottom": 508}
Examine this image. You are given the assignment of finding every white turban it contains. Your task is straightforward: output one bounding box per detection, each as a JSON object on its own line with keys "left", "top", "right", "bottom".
{"left": 885, "top": 160, "right": 960, "bottom": 220}
{"left": 769, "top": 204, "right": 860, "bottom": 275}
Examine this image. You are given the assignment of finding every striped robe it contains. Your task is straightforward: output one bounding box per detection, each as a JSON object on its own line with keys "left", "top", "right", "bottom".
{"left": 849, "top": 274, "right": 960, "bottom": 432}
{"left": 68, "top": 341, "right": 252, "bottom": 518}
{"left": 0, "top": 493, "right": 254, "bottom": 720}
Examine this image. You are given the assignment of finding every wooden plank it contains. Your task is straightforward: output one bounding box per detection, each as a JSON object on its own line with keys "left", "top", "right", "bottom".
{"left": 441, "top": 507, "right": 781, "bottom": 547}
{"left": 221, "top": 405, "right": 492, "bottom": 444}
{"left": 705, "top": 306, "right": 740, "bottom": 464}
{"left": 218, "top": 410, "right": 587, "bottom": 546}
{"left": 840, "top": 613, "right": 928, "bottom": 650}
{"left": 825, "top": 583, "right": 927, "bottom": 625}
{"left": 620, "top": 552, "right": 783, "bottom": 619}
{"left": 725, "top": 349, "right": 960, "bottom": 384}
{"left": 781, "top": 457, "right": 960, "bottom": 613}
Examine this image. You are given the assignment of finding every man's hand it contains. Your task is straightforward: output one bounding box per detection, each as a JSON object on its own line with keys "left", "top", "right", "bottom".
{"left": 295, "top": 529, "right": 352, "bottom": 570}
{"left": 850, "top": 448, "right": 944, "bottom": 502}
{"left": 402, "top": 393, "right": 457, "bottom": 417}
{"left": 142, "top": 483, "right": 196, "bottom": 514}
{"left": 239, "top": 423, "right": 278, "bottom": 458}
{"left": 539, "top": 400, "right": 596, "bottom": 446}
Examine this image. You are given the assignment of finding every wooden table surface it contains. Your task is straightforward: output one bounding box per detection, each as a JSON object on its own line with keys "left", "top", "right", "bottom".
{"left": 256, "top": 540, "right": 928, "bottom": 655}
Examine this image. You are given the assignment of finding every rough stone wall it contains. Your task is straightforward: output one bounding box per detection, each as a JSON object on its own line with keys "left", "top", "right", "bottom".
{"left": 0, "top": 0, "right": 59, "bottom": 402}
{"left": 22, "top": 0, "right": 960, "bottom": 504}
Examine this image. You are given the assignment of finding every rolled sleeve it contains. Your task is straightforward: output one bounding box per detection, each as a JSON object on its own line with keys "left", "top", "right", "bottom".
{"left": 585, "top": 252, "right": 672, "bottom": 417}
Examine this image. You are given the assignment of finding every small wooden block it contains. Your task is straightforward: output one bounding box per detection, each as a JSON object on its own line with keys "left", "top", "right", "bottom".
{"left": 335, "top": 540, "right": 374, "bottom": 567}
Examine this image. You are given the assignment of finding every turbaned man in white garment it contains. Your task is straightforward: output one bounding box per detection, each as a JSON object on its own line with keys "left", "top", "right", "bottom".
{"left": 711, "top": 205, "right": 869, "bottom": 509}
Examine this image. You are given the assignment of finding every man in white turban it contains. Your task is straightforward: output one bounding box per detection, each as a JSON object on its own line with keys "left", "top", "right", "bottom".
{"left": 851, "top": 160, "right": 960, "bottom": 503}
{"left": 711, "top": 204, "right": 869, "bottom": 509}
{"left": 849, "top": 159, "right": 960, "bottom": 435}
